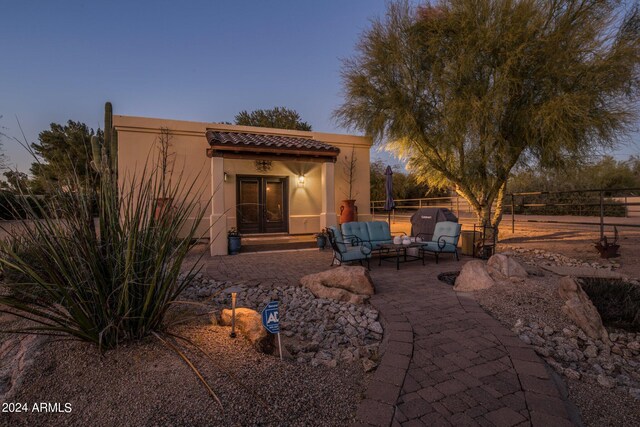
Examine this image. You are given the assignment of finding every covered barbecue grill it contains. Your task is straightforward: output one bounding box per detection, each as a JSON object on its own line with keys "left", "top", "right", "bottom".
{"left": 410, "top": 208, "right": 458, "bottom": 239}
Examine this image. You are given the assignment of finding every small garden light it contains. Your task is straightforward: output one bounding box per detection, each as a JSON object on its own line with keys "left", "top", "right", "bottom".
{"left": 230, "top": 292, "right": 237, "bottom": 338}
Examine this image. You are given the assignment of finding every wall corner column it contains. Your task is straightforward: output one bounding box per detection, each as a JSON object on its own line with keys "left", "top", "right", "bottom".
{"left": 210, "top": 156, "right": 227, "bottom": 256}
{"left": 320, "top": 161, "right": 337, "bottom": 229}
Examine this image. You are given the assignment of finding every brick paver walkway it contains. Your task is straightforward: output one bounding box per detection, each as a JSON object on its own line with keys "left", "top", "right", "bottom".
{"left": 200, "top": 248, "right": 578, "bottom": 427}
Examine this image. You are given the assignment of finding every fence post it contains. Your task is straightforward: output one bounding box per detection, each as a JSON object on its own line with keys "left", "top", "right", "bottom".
{"left": 419, "top": 199, "right": 422, "bottom": 209}
{"left": 600, "top": 191, "right": 604, "bottom": 241}
{"left": 625, "top": 196, "right": 629, "bottom": 218}
{"left": 456, "top": 196, "right": 460, "bottom": 218}
{"left": 511, "top": 194, "right": 515, "bottom": 234}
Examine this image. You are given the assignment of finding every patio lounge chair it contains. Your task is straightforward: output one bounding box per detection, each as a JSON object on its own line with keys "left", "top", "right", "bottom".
{"left": 326, "top": 226, "right": 372, "bottom": 269}
{"left": 418, "top": 221, "right": 461, "bottom": 264}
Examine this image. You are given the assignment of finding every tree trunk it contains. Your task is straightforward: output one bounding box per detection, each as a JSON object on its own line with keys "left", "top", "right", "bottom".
{"left": 491, "top": 181, "right": 508, "bottom": 229}
{"left": 477, "top": 204, "right": 492, "bottom": 227}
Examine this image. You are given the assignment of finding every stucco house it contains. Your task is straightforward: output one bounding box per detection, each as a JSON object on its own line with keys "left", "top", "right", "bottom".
{"left": 114, "top": 115, "right": 372, "bottom": 255}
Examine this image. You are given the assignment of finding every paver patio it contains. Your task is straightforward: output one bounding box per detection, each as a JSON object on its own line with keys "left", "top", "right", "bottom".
{"left": 202, "top": 248, "right": 579, "bottom": 427}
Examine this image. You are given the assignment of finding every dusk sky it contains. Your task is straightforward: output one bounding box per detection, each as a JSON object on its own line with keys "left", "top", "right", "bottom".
{"left": 1, "top": 0, "right": 637, "bottom": 174}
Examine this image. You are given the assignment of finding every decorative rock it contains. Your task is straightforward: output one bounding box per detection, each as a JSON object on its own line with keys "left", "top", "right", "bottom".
{"left": 368, "top": 321, "right": 383, "bottom": 334}
{"left": 584, "top": 345, "right": 599, "bottom": 359}
{"left": 534, "top": 346, "right": 551, "bottom": 357}
{"left": 597, "top": 374, "right": 616, "bottom": 389}
{"left": 300, "top": 266, "right": 374, "bottom": 304}
{"left": 453, "top": 260, "right": 495, "bottom": 292}
{"left": 220, "top": 308, "right": 275, "bottom": 354}
{"left": 362, "top": 359, "right": 377, "bottom": 372}
{"left": 519, "top": 334, "right": 531, "bottom": 345}
{"left": 487, "top": 254, "right": 528, "bottom": 279}
{"left": 564, "top": 368, "right": 581, "bottom": 380}
{"left": 557, "top": 277, "right": 611, "bottom": 345}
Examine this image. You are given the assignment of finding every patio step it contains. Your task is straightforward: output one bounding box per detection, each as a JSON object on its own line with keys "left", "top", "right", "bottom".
{"left": 240, "top": 234, "right": 317, "bottom": 253}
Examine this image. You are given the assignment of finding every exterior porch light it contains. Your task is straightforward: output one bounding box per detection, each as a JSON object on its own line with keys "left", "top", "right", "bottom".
{"left": 224, "top": 172, "right": 228, "bottom": 182}
{"left": 297, "top": 174, "right": 305, "bottom": 187}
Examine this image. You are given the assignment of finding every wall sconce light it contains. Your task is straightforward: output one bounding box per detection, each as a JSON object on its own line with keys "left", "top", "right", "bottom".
{"left": 224, "top": 172, "right": 228, "bottom": 182}
{"left": 297, "top": 175, "right": 305, "bottom": 187}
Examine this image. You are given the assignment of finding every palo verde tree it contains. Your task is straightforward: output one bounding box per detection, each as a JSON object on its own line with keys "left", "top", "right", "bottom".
{"left": 335, "top": 0, "right": 640, "bottom": 228}
{"left": 235, "top": 106, "right": 312, "bottom": 131}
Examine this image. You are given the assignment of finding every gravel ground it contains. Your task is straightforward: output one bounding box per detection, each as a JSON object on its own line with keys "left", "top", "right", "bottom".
{"left": 2, "top": 317, "right": 367, "bottom": 427}
{"left": 473, "top": 250, "right": 640, "bottom": 427}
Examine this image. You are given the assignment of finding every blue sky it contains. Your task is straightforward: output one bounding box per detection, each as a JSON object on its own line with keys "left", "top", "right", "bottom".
{"left": 1, "top": 0, "right": 638, "bottom": 174}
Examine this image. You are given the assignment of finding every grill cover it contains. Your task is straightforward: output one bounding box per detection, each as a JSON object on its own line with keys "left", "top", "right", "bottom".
{"left": 410, "top": 208, "right": 458, "bottom": 238}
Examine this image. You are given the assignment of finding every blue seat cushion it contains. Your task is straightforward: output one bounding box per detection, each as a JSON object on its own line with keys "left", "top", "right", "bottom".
{"left": 421, "top": 241, "right": 457, "bottom": 253}
{"left": 341, "top": 246, "right": 371, "bottom": 262}
{"left": 433, "top": 222, "right": 462, "bottom": 246}
{"left": 365, "top": 221, "right": 391, "bottom": 242}
{"left": 341, "top": 221, "right": 371, "bottom": 245}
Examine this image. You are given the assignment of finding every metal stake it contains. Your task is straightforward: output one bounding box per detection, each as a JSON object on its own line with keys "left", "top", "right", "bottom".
{"left": 230, "top": 292, "right": 237, "bottom": 338}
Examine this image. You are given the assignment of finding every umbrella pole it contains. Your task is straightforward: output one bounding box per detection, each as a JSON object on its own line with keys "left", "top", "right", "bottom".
{"left": 388, "top": 210, "right": 391, "bottom": 225}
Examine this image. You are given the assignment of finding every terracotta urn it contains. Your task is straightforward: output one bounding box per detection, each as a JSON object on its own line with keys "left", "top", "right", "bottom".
{"left": 339, "top": 199, "right": 357, "bottom": 224}
{"left": 154, "top": 197, "right": 174, "bottom": 220}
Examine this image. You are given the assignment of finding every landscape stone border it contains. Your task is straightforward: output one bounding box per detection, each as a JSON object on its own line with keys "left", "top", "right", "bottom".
{"left": 355, "top": 294, "right": 414, "bottom": 426}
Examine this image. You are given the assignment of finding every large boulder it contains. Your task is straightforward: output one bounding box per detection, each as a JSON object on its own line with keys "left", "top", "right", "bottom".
{"left": 557, "top": 277, "right": 610, "bottom": 345}
{"left": 0, "top": 333, "right": 45, "bottom": 401}
{"left": 454, "top": 260, "right": 495, "bottom": 292}
{"left": 300, "top": 266, "right": 374, "bottom": 304}
{"left": 487, "top": 254, "right": 528, "bottom": 279}
{"left": 220, "top": 308, "right": 276, "bottom": 354}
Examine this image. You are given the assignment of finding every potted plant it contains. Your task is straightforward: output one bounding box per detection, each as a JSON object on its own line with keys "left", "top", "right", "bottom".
{"left": 228, "top": 228, "right": 241, "bottom": 255}
{"left": 315, "top": 228, "right": 328, "bottom": 249}
{"left": 340, "top": 146, "right": 359, "bottom": 224}
{"left": 595, "top": 227, "right": 620, "bottom": 259}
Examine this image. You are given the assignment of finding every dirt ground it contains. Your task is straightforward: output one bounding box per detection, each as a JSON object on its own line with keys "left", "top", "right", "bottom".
{"left": 499, "top": 224, "right": 640, "bottom": 279}
{"left": 389, "top": 219, "right": 640, "bottom": 279}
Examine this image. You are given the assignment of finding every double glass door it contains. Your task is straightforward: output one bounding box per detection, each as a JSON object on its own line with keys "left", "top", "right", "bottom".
{"left": 237, "top": 176, "right": 288, "bottom": 234}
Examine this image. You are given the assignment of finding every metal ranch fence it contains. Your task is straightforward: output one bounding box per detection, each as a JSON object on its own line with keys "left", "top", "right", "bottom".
{"left": 371, "top": 187, "right": 640, "bottom": 239}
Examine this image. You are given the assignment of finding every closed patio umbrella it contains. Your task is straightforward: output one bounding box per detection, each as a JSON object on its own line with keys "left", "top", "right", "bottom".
{"left": 384, "top": 165, "right": 395, "bottom": 224}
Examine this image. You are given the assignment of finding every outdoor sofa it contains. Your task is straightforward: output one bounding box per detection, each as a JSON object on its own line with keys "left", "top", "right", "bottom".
{"left": 341, "top": 221, "right": 394, "bottom": 251}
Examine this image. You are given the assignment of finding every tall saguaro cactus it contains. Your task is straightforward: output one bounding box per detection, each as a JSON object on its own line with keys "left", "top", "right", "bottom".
{"left": 91, "top": 101, "right": 118, "bottom": 177}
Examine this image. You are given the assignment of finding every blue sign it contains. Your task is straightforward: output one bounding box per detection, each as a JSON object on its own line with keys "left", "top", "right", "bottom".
{"left": 261, "top": 301, "right": 280, "bottom": 334}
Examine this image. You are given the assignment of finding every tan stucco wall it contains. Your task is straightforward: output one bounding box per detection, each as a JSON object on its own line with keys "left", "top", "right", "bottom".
{"left": 114, "top": 115, "right": 372, "bottom": 242}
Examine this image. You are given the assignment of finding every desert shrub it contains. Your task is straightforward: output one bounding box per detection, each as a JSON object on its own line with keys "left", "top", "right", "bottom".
{"left": 0, "top": 165, "right": 208, "bottom": 349}
{"left": 578, "top": 278, "right": 640, "bottom": 332}
{"left": 0, "top": 236, "right": 49, "bottom": 300}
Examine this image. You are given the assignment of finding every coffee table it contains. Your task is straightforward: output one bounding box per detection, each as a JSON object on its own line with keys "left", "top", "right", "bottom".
{"left": 378, "top": 242, "right": 423, "bottom": 270}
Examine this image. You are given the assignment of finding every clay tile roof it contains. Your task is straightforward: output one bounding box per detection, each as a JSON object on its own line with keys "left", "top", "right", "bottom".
{"left": 205, "top": 131, "right": 340, "bottom": 156}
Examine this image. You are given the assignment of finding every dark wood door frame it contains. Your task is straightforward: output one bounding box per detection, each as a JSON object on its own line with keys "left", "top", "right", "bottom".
{"left": 236, "top": 175, "right": 289, "bottom": 234}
